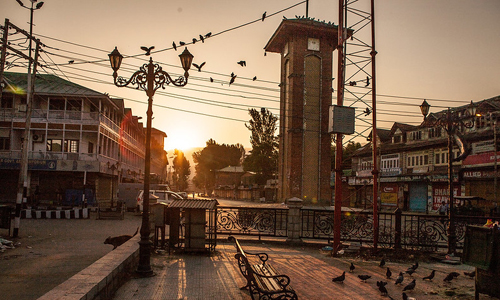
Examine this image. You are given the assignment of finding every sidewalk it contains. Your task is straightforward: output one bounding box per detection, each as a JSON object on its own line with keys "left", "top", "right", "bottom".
{"left": 112, "top": 238, "right": 485, "bottom": 300}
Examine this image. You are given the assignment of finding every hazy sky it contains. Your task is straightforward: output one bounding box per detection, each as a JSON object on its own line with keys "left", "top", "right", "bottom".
{"left": 2, "top": 0, "right": 500, "bottom": 152}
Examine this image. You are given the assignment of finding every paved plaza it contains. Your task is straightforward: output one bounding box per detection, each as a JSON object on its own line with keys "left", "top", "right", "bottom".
{"left": 113, "top": 238, "right": 489, "bottom": 300}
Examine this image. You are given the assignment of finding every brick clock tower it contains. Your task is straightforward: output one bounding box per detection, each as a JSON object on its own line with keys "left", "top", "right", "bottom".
{"left": 265, "top": 18, "right": 340, "bottom": 205}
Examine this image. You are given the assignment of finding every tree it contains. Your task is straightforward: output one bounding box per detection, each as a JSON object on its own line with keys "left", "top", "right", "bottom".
{"left": 331, "top": 141, "right": 363, "bottom": 169}
{"left": 192, "top": 139, "right": 245, "bottom": 195}
{"left": 172, "top": 149, "right": 191, "bottom": 192}
{"left": 243, "top": 108, "right": 278, "bottom": 185}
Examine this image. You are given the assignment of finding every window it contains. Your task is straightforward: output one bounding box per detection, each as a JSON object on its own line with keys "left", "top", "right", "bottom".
{"left": 88, "top": 142, "right": 94, "bottom": 154}
{"left": 0, "top": 137, "right": 10, "bottom": 150}
{"left": 49, "top": 98, "right": 65, "bottom": 110}
{"left": 393, "top": 135, "right": 401, "bottom": 143}
{"left": 409, "top": 131, "right": 422, "bottom": 141}
{"left": 429, "top": 127, "right": 441, "bottom": 138}
{"left": 64, "top": 140, "right": 79, "bottom": 153}
{"left": 47, "top": 139, "right": 62, "bottom": 152}
{"left": 435, "top": 153, "right": 440, "bottom": 164}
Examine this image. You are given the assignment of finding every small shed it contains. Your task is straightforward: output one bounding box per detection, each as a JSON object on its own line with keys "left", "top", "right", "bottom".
{"left": 168, "top": 199, "right": 218, "bottom": 252}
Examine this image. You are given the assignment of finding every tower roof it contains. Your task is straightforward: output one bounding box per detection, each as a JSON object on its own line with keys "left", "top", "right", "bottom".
{"left": 264, "top": 18, "right": 343, "bottom": 53}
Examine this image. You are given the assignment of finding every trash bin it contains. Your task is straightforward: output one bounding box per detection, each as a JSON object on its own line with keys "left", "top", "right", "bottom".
{"left": 463, "top": 224, "right": 500, "bottom": 299}
{"left": 0, "top": 205, "right": 13, "bottom": 236}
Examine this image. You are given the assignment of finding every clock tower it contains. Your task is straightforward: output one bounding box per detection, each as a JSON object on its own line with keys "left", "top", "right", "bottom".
{"left": 265, "top": 18, "right": 340, "bottom": 205}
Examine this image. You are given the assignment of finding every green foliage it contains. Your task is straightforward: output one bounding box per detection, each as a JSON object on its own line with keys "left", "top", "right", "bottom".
{"left": 172, "top": 149, "right": 191, "bottom": 191}
{"left": 192, "top": 139, "right": 245, "bottom": 193}
{"left": 331, "top": 141, "right": 363, "bottom": 169}
{"left": 243, "top": 108, "right": 278, "bottom": 185}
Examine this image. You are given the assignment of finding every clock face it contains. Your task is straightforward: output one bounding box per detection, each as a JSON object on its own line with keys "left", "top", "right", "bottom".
{"left": 308, "top": 38, "right": 320, "bottom": 51}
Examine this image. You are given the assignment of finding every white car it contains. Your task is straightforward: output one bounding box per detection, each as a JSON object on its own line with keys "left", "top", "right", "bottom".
{"left": 136, "top": 190, "right": 184, "bottom": 212}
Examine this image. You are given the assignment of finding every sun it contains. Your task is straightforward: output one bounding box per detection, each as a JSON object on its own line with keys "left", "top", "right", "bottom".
{"left": 165, "top": 129, "right": 201, "bottom": 151}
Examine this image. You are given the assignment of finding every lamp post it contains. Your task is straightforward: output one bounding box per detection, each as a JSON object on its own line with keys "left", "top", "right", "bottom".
{"left": 420, "top": 100, "right": 477, "bottom": 254}
{"left": 108, "top": 47, "right": 193, "bottom": 276}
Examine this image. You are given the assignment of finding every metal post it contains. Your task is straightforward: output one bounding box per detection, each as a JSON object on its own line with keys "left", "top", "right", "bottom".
{"left": 136, "top": 60, "right": 155, "bottom": 276}
{"left": 447, "top": 108, "right": 457, "bottom": 254}
{"left": 333, "top": 0, "right": 345, "bottom": 255}
{"left": 0, "top": 19, "right": 9, "bottom": 101}
{"left": 370, "top": 0, "right": 379, "bottom": 251}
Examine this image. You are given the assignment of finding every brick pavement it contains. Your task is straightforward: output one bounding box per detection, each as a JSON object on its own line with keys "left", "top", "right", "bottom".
{"left": 112, "top": 238, "right": 491, "bottom": 300}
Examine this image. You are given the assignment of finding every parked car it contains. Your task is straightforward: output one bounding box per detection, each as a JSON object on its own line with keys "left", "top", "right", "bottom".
{"left": 136, "top": 190, "right": 184, "bottom": 212}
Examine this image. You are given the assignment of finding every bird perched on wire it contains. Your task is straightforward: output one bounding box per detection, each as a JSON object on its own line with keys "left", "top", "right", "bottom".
{"left": 172, "top": 41, "right": 177, "bottom": 51}
{"left": 349, "top": 262, "right": 355, "bottom": 273}
{"left": 386, "top": 267, "right": 392, "bottom": 279}
{"left": 199, "top": 35, "right": 205, "bottom": 43}
{"left": 192, "top": 62, "right": 205, "bottom": 72}
{"left": 253, "top": 76, "right": 257, "bottom": 81}
{"left": 179, "top": 41, "right": 185, "bottom": 46}
{"left": 209, "top": 77, "right": 214, "bottom": 83}
{"left": 262, "top": 11, "right": 266, "bottom": 21}
{"left": 68, "top": 60, "right": 74, "bottom": 64}
{"left": 379, "top": 258, "right": 386, "bottom": 267}
{"left": 402, "top": 279, "right": 416, "bottom": 291}
{"left": 237, "top": 60, "right": 246, "bottom": 67}
{"left": 140, "top": 46, "right": 154, "bottom": 56}
{"left": 205, "top": 32, "right": 212, "bottom": 38}
{"left": 229, "top": 74, "right": 237, "bottom": 86}
{"left": 332, "top": 271, "right": 345, "bottom": 283}
{"left": 358, "top": 275, "right": 371, "bottom": 282}
{"left": 364, "top": 107, "right": 371, "bottom": 116}
{"left": 464, "top": 271, "right": 475, "bottom": 278}
{"left": 422, "top": 270, "right": 435, "bottom": 281}
{"left": 395, "top": 272, "right": 404, "bottom": 285}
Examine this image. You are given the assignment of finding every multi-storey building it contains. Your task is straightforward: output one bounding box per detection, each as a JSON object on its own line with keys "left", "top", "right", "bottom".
{"left": 0, "top": 72, "right": 167, "bottom": 207}
{"left": 350, "top": 96, "right": 500, "bottom": 213}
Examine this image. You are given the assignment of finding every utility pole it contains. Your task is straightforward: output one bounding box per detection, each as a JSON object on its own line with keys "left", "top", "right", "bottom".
{"left": 14, "top": 39, "right": 40, "bottom": 238}
{"left": 0, "top": 19, "right": 9, "bottom": 100}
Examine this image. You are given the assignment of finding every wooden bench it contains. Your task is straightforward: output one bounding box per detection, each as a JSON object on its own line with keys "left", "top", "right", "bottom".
{"left": 228, "top": 236, "right": 298, "bottom": 300}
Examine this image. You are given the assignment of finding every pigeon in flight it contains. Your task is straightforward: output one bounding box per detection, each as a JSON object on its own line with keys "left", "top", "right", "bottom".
{"left": 332, "top": 271, "right": 345, "bottom": 283}
{"left": 140, "top": 46, "right": 154, "bottom": 56}
{"left": 402, "top": 279, "right": 416, "bottom": 291}
{"left": 172, "top": 42, "right": 177, "bottom": 51}
{"left": 358, "top": 275, "right": 371, "bottom": 282}
{"left": 237, "top": 60, "right": 246, "bottom": 67}
{"left": 262, "top": 11, "right": 266, "bottom": 21}
{"left": 349, "top": 262, "right": 355, "bottom": 273}
{"left": 422, "top": 270, "right": 435, "bottom": 281}
{"left": 192, "top": 62, "right": 205, "bottom": 72}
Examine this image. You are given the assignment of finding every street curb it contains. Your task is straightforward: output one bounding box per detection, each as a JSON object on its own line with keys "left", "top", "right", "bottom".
{"left": 37, "top": 234, "right": 140, "bottom": 300}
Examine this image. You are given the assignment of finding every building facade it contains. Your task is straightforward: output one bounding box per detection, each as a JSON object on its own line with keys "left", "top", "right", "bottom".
{"left": 0, "top": 72, "right": 166, "bottom": 207}
{"left": 350, "top": 96, "right": 500, "bottom": 214}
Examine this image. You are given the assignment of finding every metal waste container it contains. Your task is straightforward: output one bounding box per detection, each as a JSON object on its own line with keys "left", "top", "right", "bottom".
{"left": 463, "top": 224, "right": 500, "bottom": 299}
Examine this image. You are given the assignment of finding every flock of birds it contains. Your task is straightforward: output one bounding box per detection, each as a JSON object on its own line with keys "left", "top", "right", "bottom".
{"left": 331, "top": 258, "right": 476, "bottom": 299}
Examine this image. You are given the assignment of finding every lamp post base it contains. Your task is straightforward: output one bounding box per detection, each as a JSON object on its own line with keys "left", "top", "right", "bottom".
{"left": 136, "top": 237, "right": 154, "bottom": 277}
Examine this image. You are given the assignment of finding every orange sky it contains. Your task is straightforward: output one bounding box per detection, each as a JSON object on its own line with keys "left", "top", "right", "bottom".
{"left": 2, "top": 0, "right": 500, "bottom": 153}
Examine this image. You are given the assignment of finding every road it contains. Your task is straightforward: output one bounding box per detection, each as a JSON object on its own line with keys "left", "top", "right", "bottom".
{"left": 0, "top": 212, "right": 142, "bottom": 300}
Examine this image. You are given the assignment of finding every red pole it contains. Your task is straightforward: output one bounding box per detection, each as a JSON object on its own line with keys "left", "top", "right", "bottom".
{"left": 370, "top": 0, "right": 379, "bottom": 251}
{"left": 333, "top": 0, "right": 345, "bottom": 255}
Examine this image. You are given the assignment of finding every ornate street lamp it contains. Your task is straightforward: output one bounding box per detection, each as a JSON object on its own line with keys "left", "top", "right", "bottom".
{"left": 108, "top": 47, "right": 193, "bottom": 276}
{"left": 420, "top": 100, "right": 477, "bottom": 254}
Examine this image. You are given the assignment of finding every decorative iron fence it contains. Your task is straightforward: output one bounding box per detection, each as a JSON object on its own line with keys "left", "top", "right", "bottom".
{"left": 216, "top": 205, "right": 498, "bottom": 250}
{"left": 216, "top": 206, "right": 288, "bottom": 237}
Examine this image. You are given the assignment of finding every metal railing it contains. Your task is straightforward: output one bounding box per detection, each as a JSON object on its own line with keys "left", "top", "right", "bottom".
{"left": 216, "top": 206, "right": 288, "bottom": 238}
{"left": 216, "top": 205, "right": 498, "bottom": 250}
